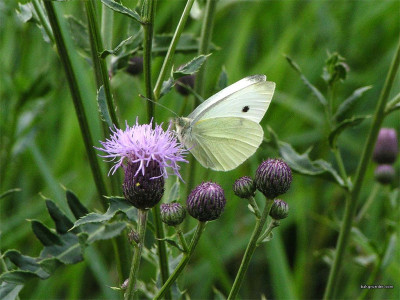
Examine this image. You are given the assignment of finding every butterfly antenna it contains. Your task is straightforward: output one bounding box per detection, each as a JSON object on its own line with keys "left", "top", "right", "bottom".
{"left": 138, "top": 94, "right": 179, "bottom": 117}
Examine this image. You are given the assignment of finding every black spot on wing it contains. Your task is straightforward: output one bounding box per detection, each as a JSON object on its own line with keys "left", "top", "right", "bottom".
{"left": 242, "top": 106, "right": 250, "bottom": 112}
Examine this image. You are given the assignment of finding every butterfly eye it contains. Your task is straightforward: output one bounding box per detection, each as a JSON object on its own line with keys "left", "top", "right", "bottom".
{"left": 242, "top": 106, "right": 250, "bottom": 112}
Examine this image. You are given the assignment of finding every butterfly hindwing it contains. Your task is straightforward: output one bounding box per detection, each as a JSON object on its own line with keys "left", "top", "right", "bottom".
{"left": 190, "top": 117, "right": 264, "bottom": 171}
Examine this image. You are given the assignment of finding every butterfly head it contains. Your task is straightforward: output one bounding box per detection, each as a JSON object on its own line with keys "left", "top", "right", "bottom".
{"left": 175, "top": 117, "right": 192, "bottom": 144}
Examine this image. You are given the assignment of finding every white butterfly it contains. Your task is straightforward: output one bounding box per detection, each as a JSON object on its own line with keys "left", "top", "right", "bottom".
{"left": 175, "top": 75, "right": 275, "bottom": 171}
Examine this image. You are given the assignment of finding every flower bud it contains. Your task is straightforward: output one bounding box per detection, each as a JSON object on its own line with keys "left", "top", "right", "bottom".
{"left": 128, "top": 229, "right": 140, "bottom": 244}
{"left": 374, "top": 164, "right": 395, "bottom": 185}
{"left": 160, "top": 202, "right": 186, "bottom": 226}
{"left": 175, "top": 74, "right": 195, "bottom": 96}
{"left": 187, "top": 182, "right": 226, "bottom": 222}
{"left": 126, "top": 56, "right": 143, "bottom": 76}
{"left": 373, "top": 128, "right": 398, "bottom": 164}
{"left": 123, "top": 160, "right": 164, "bottom": 209}
{"left": 255, "top": 159, "right": 292, "bottom": 199}
{"left": 233, "top": 176, "right": 256, "bottom": 199}
{"left": 269, "top": 199, "right": 289, "bottom": 220}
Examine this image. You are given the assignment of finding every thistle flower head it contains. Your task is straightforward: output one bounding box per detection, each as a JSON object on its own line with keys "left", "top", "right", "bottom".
{"left": 97, "top": 119, "right": 188, "bottom": 179}
{"left": 126, "top": 56, "right": 143, "bottom": 76}
{"left": 160, "top": 202, "right": 186, "bottom": 226}
{"left": 187, "top": 182, "right": 226, "bottom": 222}
{"left": 255, "top": 158, "right": 292, "bottom": 199}
{"left": 374, "top": 164, "right": 395, "bottom": 185}
{"left": 233, "top": 176, "right": 256, "bottom": 199}
{"left": 373, "top": 128, "right": 398, "bottom": 164}
{"left": 269, "top": 199, "right": 289, "bottom": 220}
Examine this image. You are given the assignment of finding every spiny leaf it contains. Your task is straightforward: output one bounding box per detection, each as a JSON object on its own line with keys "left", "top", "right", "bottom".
{"left": 31, "top": 220, "right": 62, "bottom": 246}
{"left": 328, "top": 116, "right": 368, "bottom": 148}
{"left": 72, "top": 197, "right": 136, "bottom": 229}
{"left": 66, "top": 190, "right": 89, "bottom": 219}
{"left": 87, "top": 222, "right": 127, "bottom": 244}
{"left": 2, "top": 250, "right": 52, "bottom": 279}
{"left": 65, "top": 15, "right": 90, "bottom": 58}
{"left": 101, "top": 0, "right": 142, "bottom": 24}
{"left": 97, "top": 86, "right": 113, "bottom": 127}
{"left": 0, "top": 282, "right": 23, "bottom": 300}
{"left": 267, "top": 127, "right": 345, "bottom": 187}
{"left": 0, "top": 189, "right": 21, "bottom": 200}
{"left": 45, "top": 199, "right": 75, "bottom": 234}
{"left": 100, "top": 36, "right": 133, "bottom": 59}
{"left": 158, "top": 238, "right": 185, "bottom": 253}
{"left": 285, "top": 55, "right": 327, "bottom": 107}
{"left": 216, "top": 67, "right": 228, "bottom": 91}
{"left": 334, "top": 86, "right": 372, "bottom": 122}
{"left": 173, "top": 54, "right": 211, "bottom": 79}
{"left": 160, "top": 77, "right": 175, "bottom": 98}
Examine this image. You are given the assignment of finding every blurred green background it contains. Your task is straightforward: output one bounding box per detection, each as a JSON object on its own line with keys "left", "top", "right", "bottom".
{"left": 1, "top": 0, "right": 399, "bottom": 299}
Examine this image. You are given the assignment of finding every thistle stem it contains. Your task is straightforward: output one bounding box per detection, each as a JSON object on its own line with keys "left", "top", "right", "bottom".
{"left": 125, "top": 209, "right": 148, "bottom": 300}
{"left": 228, "top": 199, "right": 274, "bottom": 300}
{"left": 153, "top": 0, "right": 196, "bottom": 100}
{"left": 194, "top": 0, "right": 218, "bottom": 104}
{"left": 257, "top": 219, "right": 280, "bottom": 246}
{"left": 323, "top": 38, "right": 400, "bottom": 300}
{"left": 247, "top": 196, "right": 261, "bottom": 219}
{"left": 84, "top": 0, "right": 120, "bottom": 128}
{"left": 175, "top": 225, "right": 189, "bottom": 252}
{"left": 154, "top": 222, "right": 207, "bottom": 300}
{"left": 43, "top": 1, "right": 108, "bottom": 207}
{"left": 142, "top": 0, "right": 156, "bottom": 122}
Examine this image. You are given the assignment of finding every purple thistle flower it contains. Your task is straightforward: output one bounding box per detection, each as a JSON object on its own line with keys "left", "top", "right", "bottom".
{"left": 96, "top": 118, "right": 188, "bottom": 179}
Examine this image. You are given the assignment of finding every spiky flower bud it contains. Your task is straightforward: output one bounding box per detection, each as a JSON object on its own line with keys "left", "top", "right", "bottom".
{"left": 123, "top": 160, "right": 164, "bottom": 209}
{"left": 255, "top": 159, "right": 292, "bottom": 199}
{"left": 269, "top": 199, "right": 289, "bottom": 220}
{"left": 187, "top": 182, "right": 226, "bottom": 222}
{"left": 175, "top": 74, "right": 195, "bottom": 96}
{"left": 373, "top": 128, "right": 398, "bottom": 164}
{"left": 160, "top": 202, "right": 186, "bottom": 226}
{"left": 233, "top": 176, "right": 256, "bottom": 199}
{"left": 126, "top": 56, "right": 143, "bottom": 76}
{"left": 374, "top": 164, "right": 395, "bottom": 185}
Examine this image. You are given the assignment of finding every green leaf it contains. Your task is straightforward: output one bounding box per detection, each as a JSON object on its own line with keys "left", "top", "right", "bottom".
{"left": 66, "top": 190, "right": 89, "bottom": 219}
{"left": 216, "top": 67, "right": 228, "bottom": 91}
{"left": 65, "top": 16, "right": 91, "bottom": 59}
{"left": 16, "top": 2, "right": 50, "bottom": 43}
{"left": 381, "top": 233, "right": 397, "bottom": 269}
{"left": 2, "top": 250, "right": 52, "bottom": 279}
{"left": 31, "top": 220, "right": 62, "bottom": 246}
{"left": 384, "top": 92, "right": 400, "bottom": 115}
{"left": 333, "top": 86, "right": 372, "bottom": 122}
{"left": 101, "top": 0, "right": 142, "bottom": 24}
{"left": 0, "top": 282, "right": 23, "bottom": 300}
{"left": 267, "top": 127, "right": 345, "bottom": 187}
{"left": 0, "top": 189, "right": 21, "bottom": 200}
{"left": 45, "top": 199, "right": 75, "bottom": 234}
{"left": 328, "top": 116, "right": 368, "bottom": 148}
{"left": 158, "top": 238, "right": 185, "bottom": 253}
{"left": 97, "top": 86, "right": 113, "bottom": 127}
{"left": 87, "top": 222, "right": 127, "bottom": 243}
{"left": 100, "top": 36, "right": 133, "bottom": 59}
{"left": 153, "top": 34, "right": 218, "bottom": 55}
{"left": 72, "top": 197, "right": 136, "bottom": 229}
{"left": 259, "top": 232, "right": 274, "bottom": 244}
{"left": 173, "top": 54, "right": 211, "bottom": 79}
{"left": 167, "top": 179, "right": 180, "bottom": 203}
{"left": 285, "top": 55, "right": 327, "bottom": 107}
{"left": 160, "top": 77, "right": 175, "bottom": 98}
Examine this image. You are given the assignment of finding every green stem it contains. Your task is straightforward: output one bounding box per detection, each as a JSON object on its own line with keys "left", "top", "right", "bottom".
{"left": 175, "top": 225, "right": 189, "bottom": 252}
{"left": 333, "top": 147, "right": 348, "bottom": 188}
{"left": 194, "top": 0, "right": 218, "bottom": 104}
{"left": 152, "top": 205, "right": 171, "bottom": 299}
{"left": 228, "top": 199, "right": 274, "bottom": 300}
{"left": 323, "top": 39, "right": 400, "bottom": 300}
{"left": 43, "top": 1, "right": 108, "bottom": 208}
{"left": 247, "top": 196, "right": 261, "bottom": 219}
{"left": 355, "top": 183, "right": 380, "bottom": 223}
{"left": 142, "top": 0, "right": 156, "bottom": 122}
{"left": 85, "top": 0, "right": 120, "bottom": 128}
{"left": 125, "top": 209, "right": 148, "bottom": 300}
{"left": 257, "top": 219, "right": 280, "bottom": 246}
{"left": 154, "top": 222, "right": 207, "bottom": 300}
{"left": 153, "top": 0, "right": 196, "bottom": 100}
{"left": 32, "top": 0, "right": 54, "bottom": 44}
